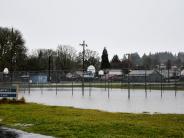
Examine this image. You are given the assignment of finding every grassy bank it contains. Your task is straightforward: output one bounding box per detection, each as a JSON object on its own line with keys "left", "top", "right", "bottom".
{"left": 0, "top": 103, "right": 184, "bottom": 137}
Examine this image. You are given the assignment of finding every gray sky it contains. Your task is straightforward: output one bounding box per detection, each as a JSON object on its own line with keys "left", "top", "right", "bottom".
{"left": 0, "top": 0, "right": 184, "bottom": 59}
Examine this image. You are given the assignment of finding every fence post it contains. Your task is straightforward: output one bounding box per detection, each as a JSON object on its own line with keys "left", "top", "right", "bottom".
{"left": 174, "top": 71, "right": 177, "bottom": 96}
{"left": 72, "top": 77, "right": 73, "bottom": 96}
{"left": 161, "top": 69, "right": 163, "bottom": 98}
{"left": 105, "top": 72, "right": 107, "bottom": 91}
{"left": 145, "top": 70, "right": 147, "bottom": 98}
{"left": 128, "top": 73, "right": 130, "bottom": 99}
{"left": 145, "top": 70, "right": 147, "bottom": 92}
{"left": 28, "top": 79, "right": 30, "bottom": 94}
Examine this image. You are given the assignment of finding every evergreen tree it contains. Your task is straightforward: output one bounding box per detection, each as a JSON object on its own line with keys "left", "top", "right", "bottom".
{"left": 0, "top": 27, "right": 27, "bottom": 71}
{"left": 101, "top": 47, "right": 110, "bottom": 70}
{"left": 111, "top": 55, "right": 121, "bottom": 69}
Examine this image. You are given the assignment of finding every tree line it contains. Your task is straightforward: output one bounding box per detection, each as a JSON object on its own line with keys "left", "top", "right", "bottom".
{"left": 1, "top": 27, "right": 184, "bottom": 73}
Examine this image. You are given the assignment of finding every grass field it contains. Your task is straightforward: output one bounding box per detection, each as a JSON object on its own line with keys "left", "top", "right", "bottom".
{"left": 0, "top": 103, "right": 184, "bottom": 137}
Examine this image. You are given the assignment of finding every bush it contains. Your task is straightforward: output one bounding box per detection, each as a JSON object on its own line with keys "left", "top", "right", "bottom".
{"left": 0, "top": 97, "right": 26, "bottom": 104}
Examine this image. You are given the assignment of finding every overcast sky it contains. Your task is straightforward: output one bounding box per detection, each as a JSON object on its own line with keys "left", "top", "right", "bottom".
{"left": 0, "top": 0, "right": 184, "bottom": 58}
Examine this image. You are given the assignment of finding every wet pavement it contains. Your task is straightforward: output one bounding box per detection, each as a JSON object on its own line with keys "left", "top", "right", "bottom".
{"left": 0, "top": 127, "right": 18, "bottom": 138}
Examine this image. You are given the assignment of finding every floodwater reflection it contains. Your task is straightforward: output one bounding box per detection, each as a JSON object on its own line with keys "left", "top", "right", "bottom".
{"left": 18, "top": 88, "right": 184, "bottom": 114}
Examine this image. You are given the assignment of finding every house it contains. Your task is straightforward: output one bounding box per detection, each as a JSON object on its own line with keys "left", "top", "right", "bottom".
{"left": 73, "top": 70, "right": 95, "bottom": 79}
{"left": 87, "top": 65, "right": 96, "bottom": 74}
{"left": 76, "top": 71, "right": 83, "bottom": 77}
{"left": 158, "top": 69, "right": 180, "bottom": 79}
{"left": 66, "top": 73, "right": 73, "bottom": 79}
{"left": 155, "top": 65, "right": 180, "bottom": 81}
{"left": 160, "top": 64, "right": 167, "bottom": 70}
{"left": 180, "top": 69, "right": 184, "bottom": 81}
{"left": 30, "top": 74, "right": 48, "bottom": 84}
{"left": 126, "top": 70, "right": 163, "bottom": 82}
{"left": 181, "top": 69, "right": 184, "bottom": 76}
{"left": 108, "top": 69, "right": 123, "bottom": 76}
{"left": 86, "top": 65, "right": 96, "bottom": 78}
{"left": 84, "top": 71, "right": 95, "bottom": 79}
{"left": 100, "top": 69, "right": 123, "bottom": 80}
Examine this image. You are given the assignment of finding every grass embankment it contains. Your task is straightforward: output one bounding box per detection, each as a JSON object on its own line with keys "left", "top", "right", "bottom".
{"left": 0, "top": 103, "right": 184, "bottom": 137}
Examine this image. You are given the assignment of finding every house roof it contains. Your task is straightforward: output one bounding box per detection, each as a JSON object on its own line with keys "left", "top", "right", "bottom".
{"left": 108, "top": 69, "right": 123, "bottom": 75}
{"left": 158, "top": 69, "right": 180, "bottom": 78}
{"left": 128, "top": 70, "right": 157, "bottom": 76}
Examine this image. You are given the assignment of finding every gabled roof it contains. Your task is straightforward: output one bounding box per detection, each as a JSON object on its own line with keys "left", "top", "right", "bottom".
{"left": 108, "top": 69, "right": 123, "bottom": 75}
{"left": 128, "top": 70, "right": 157, "bottom": 76}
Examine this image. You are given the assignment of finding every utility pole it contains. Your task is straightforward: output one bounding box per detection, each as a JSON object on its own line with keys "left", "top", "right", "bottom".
{"left": 48, "top": 55, "right": 51, "bottom": 82}
{"left": 80, "top": 41, "right": 87, "bottom": 96}
{"left": 10, "top": 28, "right": 14, "bottom": 84}
{"left": 126, "top": 54, "right": 131, "bottom": 99}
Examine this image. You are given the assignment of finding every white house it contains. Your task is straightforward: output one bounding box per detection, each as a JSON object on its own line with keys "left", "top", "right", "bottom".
{"left": 181, "top": 69, "right": 184, "bottom": 76}
{"left": 108, "top": 69, "right": 123, "bottom": 76}
{"left": 87, "top": 65, "right": 96, "bottom": 74}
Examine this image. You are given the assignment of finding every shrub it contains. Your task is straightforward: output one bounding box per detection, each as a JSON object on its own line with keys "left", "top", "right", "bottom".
{"left": 0, "top": 97, "right": 26, "bottom": 104}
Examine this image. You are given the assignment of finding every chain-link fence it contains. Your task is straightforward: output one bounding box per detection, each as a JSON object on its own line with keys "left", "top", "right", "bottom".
{"left": 0, "top": 69, "right": 183, "bottom": 92}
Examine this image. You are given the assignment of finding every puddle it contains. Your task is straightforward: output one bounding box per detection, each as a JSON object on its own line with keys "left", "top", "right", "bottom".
{"left": 0, "top": 127, "right": 53, "bottom": 138}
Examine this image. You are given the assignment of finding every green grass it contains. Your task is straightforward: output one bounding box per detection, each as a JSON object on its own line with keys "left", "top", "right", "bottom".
{"left": 0, "top": 103, "right": 184, "bottom": 137}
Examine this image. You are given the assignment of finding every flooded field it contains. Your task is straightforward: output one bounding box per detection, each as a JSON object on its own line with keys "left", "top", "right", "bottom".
{"left": 18, "top": 87, "right": 184, "bottom": 114}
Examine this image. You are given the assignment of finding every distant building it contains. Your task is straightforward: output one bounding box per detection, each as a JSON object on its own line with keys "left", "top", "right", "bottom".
{"left": 98, "top": 70, "right": 104, "bottom": 76}
{"left": 30, "top": 74, "right": 48, "bottom": 84}
{"left": 73, "top": 70, "right": 95, "bottom": 79}
{"left": 66, "top": 73, "right": 73, "bottom": 79}
{"left": 108, "top": 69, "right": 123, "bottom": 80}
{"left": 87, "top": 65, "right": 96, "bottom": 74}
{"left": 180, "top": 69, "right": 184, "bottom": 81}
{"left": 160, "top": 64, "right": 166, "bottom": 70}
{"left": 75, "top": 71, "right": 83, "bottom": 77}
{"left": 127, "top": 70, "right": 162, "bottom": 82}
{"left": 181, "top": 70, "right": 184, "bottom": 76}
{"left": 158, "top": 69, "right": 180, "bottom": 79}
{"left": 108, "top": 69, "right": 123, "bottom": 76}
{"left": 84, "top": 71, "right": 95, "bottom": 79}
{"left": 100, "top": 69, "right": 123, "bottom": 80}
{"left": 86, "top": 65, "right": 96, "bottom": 78}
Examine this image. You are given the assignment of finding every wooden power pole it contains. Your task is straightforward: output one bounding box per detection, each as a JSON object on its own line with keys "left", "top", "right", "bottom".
{"left": 79, "top": 41, "right": 87, "bottom": 96}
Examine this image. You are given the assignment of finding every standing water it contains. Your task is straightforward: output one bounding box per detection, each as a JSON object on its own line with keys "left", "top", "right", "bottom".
{"left": 18, "top": 88, "right": 184, "bottom": 114}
